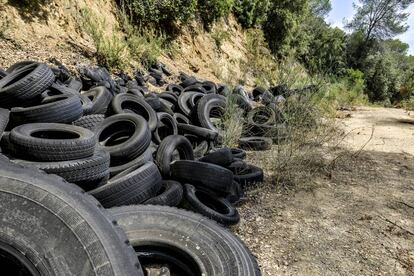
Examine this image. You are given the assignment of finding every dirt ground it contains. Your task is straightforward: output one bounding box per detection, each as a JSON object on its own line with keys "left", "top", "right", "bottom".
{"left": 237, "top": 107, "right": 414, "bottom": 275}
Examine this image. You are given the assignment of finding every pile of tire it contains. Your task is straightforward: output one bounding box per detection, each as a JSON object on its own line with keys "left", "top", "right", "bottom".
{"left": 0, "top": 61, "right": 265, "bottom": 275}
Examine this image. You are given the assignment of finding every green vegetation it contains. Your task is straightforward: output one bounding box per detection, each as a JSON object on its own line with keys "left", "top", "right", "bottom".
{"left": 233, "top": 0, "right": 270, "bottom": 28}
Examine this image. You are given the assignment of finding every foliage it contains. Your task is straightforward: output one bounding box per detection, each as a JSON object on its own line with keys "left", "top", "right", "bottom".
{"left": 211, "top": 25, "right": 231, "bottom": 49}
{"left": 346, "top": 0, "right": 414, "bottom": 42}
{"left": 119, "top": 0, "right": 197, "bottom": 30}
{"left": 263, "top": 0, "right": 309, "bottom": 56}
{"left": 198, "top": 0, "right": 234, "bottom": 28}
{"left": 81, "top": 8, "right": 130, "bottom": 71}
{"left": 309, "top": 0, "right": 332, "bottom": 17}
{"left": 297, "top": 16, "right": 347, "bottom": 76}
{"left": 233, "top": 0, "right": 270, "bottom": 28}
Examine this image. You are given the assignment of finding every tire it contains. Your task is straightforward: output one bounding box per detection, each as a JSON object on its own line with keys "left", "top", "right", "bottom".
{"left": 109, "top": 147, "right": 154, "bottom": 177}
{"left": 234, "top": 164, "right": 264, "bottom": 188}
{"left": 155, "top": 135, "right": 194, "bottom": 178}
{"left": 0, "top": 159, "right": 143, "bottom": 275}
{"left": 247, "top": 106, "right": 276, "bottom": 127}
{"left": 111, "top": 93, "right": 158, "bottom": 132}
{"left": 89, "top": 162, "right": 162, "bottom": 207}
{"left": 171, "top": 160, "right": 233, "bottom": 193}
{"left": 0, "top": 63, "right": 55, "bottom": 108}
{"left": 80, "top": 94, "right": 94, "bottom": 114}
{"left": 238, "top": 137, "right": 272, "bottom": 151}
{"left": 10, "top": 123, "right": 96, "bottom": 161}
{"left": 229, "top": 93, "right": 252, "bottom": 113}
{"left": 201, "top": 81, "right": 217, "bottom": 94}
{"left": 178, "top": 91, "right": 199, "bottom": 116}
{"left": 144, "top": 180, "right": 183, "bottom": 207}
{"left": 199, "top": 147, "right": 233, "bottom": 166}
{"left": 227, "top": 181, "right": 245, "bottom": 205}
{"left": 193, "top": 139, "right": 209, "bottom": 158}
{"left": 110, "top": 205, "right": 260, "bottom": 276}
{"left": 73, "top": 114, "right": 105, "bottom": 131}
{"left": 10, "top": 95, "right": 83, "bottom": 125}
{"left": 174, "top": 113, "right": 190, "bottom": 124}
{"left": 0, "top": 108, "right": 9, "bottom": 138}
{"left": 231, "top": 148, "right": 246, "bottom": 160}
{"left": 227, "top": 160, "right": 250, "bottom": 174}
{"left": 184, "top": 184, "right": 240, "bottom": 226}
{"left": 12, "top": 147, "right": 110, "bottom": 191}
{"left": 196, "top": 94, "right": 226, "bottom": 132}
{"left": 177, "top": 123, "right": 219, "bottom": 141}
{"left": 96, "top": 113, "right": 151, "bottom": 165}
{"left": 184, "top": 84, "right": 207, "bottom": 94}
{"left": 81, "top": 86, "right": 113, "bottom": 114}
{"left": 153, "top": 112, "right": 178, "bottom": 145}
{"left": 166, "top": 84, "right": 183, "bottom": 95}
{"left": 5, "top": 61, "right": 37, "bottom": 73}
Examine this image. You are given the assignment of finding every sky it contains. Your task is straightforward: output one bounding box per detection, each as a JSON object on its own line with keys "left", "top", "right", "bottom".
{"left": 326, "top": 0, "right": 414, "bottom": 55}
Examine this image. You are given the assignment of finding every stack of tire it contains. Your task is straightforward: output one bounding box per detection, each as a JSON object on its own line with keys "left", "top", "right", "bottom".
{"left": 0, "top": 61, "right": 262, "bottom": 275}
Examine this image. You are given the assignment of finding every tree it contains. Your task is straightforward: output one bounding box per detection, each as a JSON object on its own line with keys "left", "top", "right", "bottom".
{"left": 347, "top": 0, "right": 414, "bottom": 42}
{"left": 310, "top": 0, "right": 332, "bottom": 17}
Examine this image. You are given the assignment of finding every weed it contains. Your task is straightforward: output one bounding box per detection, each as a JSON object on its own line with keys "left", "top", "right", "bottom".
{"left": 211, "top": 25, "right": 230, "bottom": 49}
{"left": 221, "top": 94, "right": 245, "bottom": 147}
{"left": 81, "top": 8, "right": 129, "bottom": 71}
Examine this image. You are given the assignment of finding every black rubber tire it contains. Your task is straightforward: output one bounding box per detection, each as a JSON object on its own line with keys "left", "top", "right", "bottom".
{"left": 231, "top": 148, "right": 246, "bottom": 160}
{"left": 0, "top": 68, "right": 7, "bottom": 79}
{"left": 247, "top": 106, "right": 276, "bottom": 127}
{"left": 5, "top": 61, "right": 37, "bottom": 73}
{"left": 89, "top": 162, "right": 162, "bottom": 208}
{"left": 96, "top": 113, "right": 151, "bottom": 165}
{"left": 227, "top": 180, "right": 245, "bottom": 205}
{"left": 12, "top": 146, "right": 110, "bottom": 190}
{"left": 229, "top": 93, "right": 252, "bottom": 113}
{"left": 153, "top": 112, "right": 178, "bottom": 145}
{"left": 199, "top": 147, "right": 233, "bottom": 167}
{"left": 81, "top": 86, "right": 113, "bottom": 115}
{"left": 110, "top": 205, "right": 260, "bottom": 276}
{"left": 174, "top": 113, "right": 190, "bottom": 124}
{"left": 177, "top": 123, "right": 219, "bottom": 141}
{"left": 166, "top": 84, "right": 183, "bottom": 95}
{"left": 73, "top": 114, "right": 105, "bottom": 131}
{"left": 184, "top": 84, "right": 207, "bottom": 94}
{"left": 111, "top": 93, "right": 158, "bottom": 132}
{"left": 0, "top": 63, "right": 55, "bottom": 108}
{"left": 10, "top": 123, "right": 96, "bottom": 161}
{"left": 0, "top": 159, "right": 143, "bottom": 275}
{"left": 10, "top": 95, "right": 83, "bottom": 125}
{"left": 227, "top": 160, "right": 250, "bottom": 175}
{"left": 109, "top": 147, "right": 154, "bottom": 177}
{"left": 178, "top": 91, "right": 199, "bottom": 116}
{"left": 144, "top": 180, "right": 183, "bottom": 207}
{"left": 201, "top": 81, "right": 217, "bottom": 94}
{"left": 159, "top": 92, "right": 178, "bottom": 105}
{"left": 238, "top": 137, "right": 272, "bottom": 151}
{"left": 196, "top": 94, "right": 226, "bottom": 132}
{"left": 184, "top": 184, "right": 240, "bottom": 226}
{"left": 171, "top": 160, "right": 233, "bottom": 193}
{"left": 180, "top": 76, "right": 198, "bottom": 88}
{"left": 234, "top": 164, "right": 264, "bottom": 188}
{"left": 155, "top": 135, "right": 194, "bottom": 178}
{"left": 80, "top": 94, "right": 94, "bottom": 114}
{"left": 145, "top": 94, "right": 161, "bottom": 110}
{"left": 188, "top": 92, "right": 205, "bottom": 109}
{"left": 0, "top": 108, "right": 10, "bottom": 138}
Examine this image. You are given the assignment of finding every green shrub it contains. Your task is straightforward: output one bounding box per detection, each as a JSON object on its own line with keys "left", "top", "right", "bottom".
{"left": 120, "top": 0, "right": 197, "bottom": 29}
{"left": 233, "top": 0, "right": 270, "bottom": 28}
{"left": 198, "top": 0, "right": 234, "bottom": 28}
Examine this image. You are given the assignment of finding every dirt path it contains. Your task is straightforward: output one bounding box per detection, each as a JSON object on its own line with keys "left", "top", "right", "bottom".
{"left": 237, "top": 107, "right": 414, "bottom": 275}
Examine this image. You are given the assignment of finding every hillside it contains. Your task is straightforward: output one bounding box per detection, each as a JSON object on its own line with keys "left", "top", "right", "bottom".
{"left": 0, "top": 0, "right": 256, "bottom": 87}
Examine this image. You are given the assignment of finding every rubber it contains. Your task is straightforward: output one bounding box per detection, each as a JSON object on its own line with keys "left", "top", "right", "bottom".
{"left": 196, "top": 94, "right": 226, "bottom": 132}
{"left": 153, "top": 112, "right": 178, "bottom": 145}
{"left": 231, "top": 148, "right": 246, "bottom": 160}
{"left": 89, "top": 162, "right": 162, "bottom": 207}
{"left": 0, "top": 158, "right": 143, "bottom": 275}
{"left": 177, "top": 123, "right": 219, "bottom": 141}
{"left": 73, "top": 114, "right": 105, "bottom": 131}
{"left": 0, "top": 108, "right": 9, "bottom": 138}
{"left": 144, "top": 180, "right": 183, "bottom": 207}
{"left": 81, "top": 86, "right": 113, "bottom": 115}
{"left": 110, "top": 205, "right": 260, "bottom": 276}
{"left": 155, "top": 135, "right": 194, "bottom": 178}
{"left": 96, "top": 113, "right": 151, "bottom": 165}
{"left": 171, "top": 160, "right": 233, "bottom": 193}
{"left": 109, "top": 147, "right": 154, "bottom": 177}
{"left": 199, "top": 147, "right": 233, "bottom": 167}
{"left": 111, "top": 93, "right": 158, "bottom": 132}
{"left": 10, "top": 123, "right": 97, "bottom": 161}
{"left": 0, "top": 63, "right": 55, "bottom": 108}
{"left": 13, "top": 147, "right": 110, "bottom": 190}
{"left": 10, "top": 95, "right": 83, "bottom": 125}
{"left": 233, "top": 164, "right": 264, "bottom": 188}
{"left": 238, "top": 137, "right": 272, "bottom": 151}
{"left": 184, "top": 184, "right": 240, "bottom": 226}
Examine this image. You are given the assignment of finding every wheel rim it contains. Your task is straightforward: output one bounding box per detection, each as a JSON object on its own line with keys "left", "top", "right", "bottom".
{"left": 135, "top": 243, "right": 202, "bottom": 276}
{"left": 0, "top": 242, "right": 40, "bottom": 276}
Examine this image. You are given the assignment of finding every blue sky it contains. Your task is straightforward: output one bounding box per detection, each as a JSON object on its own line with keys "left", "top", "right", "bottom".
{"left": 326, "top": 0, "right": 414, "bottom": 55}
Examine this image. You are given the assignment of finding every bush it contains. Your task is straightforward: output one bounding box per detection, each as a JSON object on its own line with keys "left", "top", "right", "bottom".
{"left": 120, "top": 0, "right": 197, "bottom": 29}
{"left": 198, "top": 0, "right": 234, "bottom": 28}
{"left": 233, "top": 0, "right": 270, "bottom": 28}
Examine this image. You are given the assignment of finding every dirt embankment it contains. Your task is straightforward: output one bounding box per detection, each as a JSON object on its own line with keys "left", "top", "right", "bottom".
{"left": 238, "top": 107, "right": 414, "bottom": 275}
{"left": 0, "top": 0, "right": 251, "bottom": 84}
